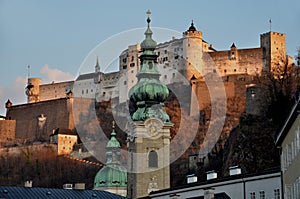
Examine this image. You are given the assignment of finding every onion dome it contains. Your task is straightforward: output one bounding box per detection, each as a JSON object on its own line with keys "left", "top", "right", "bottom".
{"left": 128, "top": 10, "right": 170, "bottom": 123}
{"left": 94, "top": 121, "right": 127, "bottom": 188}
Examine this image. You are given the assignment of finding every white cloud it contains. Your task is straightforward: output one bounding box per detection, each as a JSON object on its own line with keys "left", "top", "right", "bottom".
{"left": 0, "top": 66, "right": 74, "bottom": 116}
{"left": 0, "top": 76, "right": 27, "bottom": 116}
{"left": 40, "top": 64, "right": 74, "bottom": 84}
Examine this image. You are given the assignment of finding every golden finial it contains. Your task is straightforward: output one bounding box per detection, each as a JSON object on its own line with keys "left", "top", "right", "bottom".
{"left": 146, "top": 10, "right": 151, "bottom": 18}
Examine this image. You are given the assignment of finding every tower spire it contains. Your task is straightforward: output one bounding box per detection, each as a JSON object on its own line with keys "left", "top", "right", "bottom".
{"left": 95, "top": 56, "right": 100, "bottom": 73}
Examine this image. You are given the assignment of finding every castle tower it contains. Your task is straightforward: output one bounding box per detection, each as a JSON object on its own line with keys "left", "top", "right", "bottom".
{"left": 94, "top": 121, "right": 127, "bottom": 197}
{"left": 25, "top": 77, "right": 41, "bottom": 103}
{"left": 182, "top": 21, "right": 203, "bottom": 79}
{"left": 127, "top": 10, "right": 173, "bottom": 198}
{"left": 260, "top": 31, "right": 287, "bottom": 73}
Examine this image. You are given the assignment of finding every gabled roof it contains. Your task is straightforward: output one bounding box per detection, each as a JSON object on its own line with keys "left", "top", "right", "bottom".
{"left": 276, "top": 97, "right": 300, "bottom": 146}
{"left": 0, "top": 186, "right": 128, "bottom": 199}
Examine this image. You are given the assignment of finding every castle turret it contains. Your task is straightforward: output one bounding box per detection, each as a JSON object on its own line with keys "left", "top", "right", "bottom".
{"left": 230, "top": 43, "right": 238, "bottom": 60}
{"left": 25, "top": 77, "right": 41, "bottom": 103}
{"left": 183, "top": 21, "right": 203, "bottom": 79}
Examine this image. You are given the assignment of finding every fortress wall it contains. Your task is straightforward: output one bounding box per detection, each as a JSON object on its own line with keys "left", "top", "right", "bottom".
{"left": 209, "top": 48, "right": 263, "bottom": 76}
{"left": 40, "top": 81, "right": 73, "bottom": 101}
{"left": 0, "top": 120, "right": 16, "bottom": 145}
{"left": 6, "top": 98, "right": 72, "bottom": 140}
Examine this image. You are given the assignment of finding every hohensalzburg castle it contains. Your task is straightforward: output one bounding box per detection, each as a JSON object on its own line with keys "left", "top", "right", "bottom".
{"left": 1, "top": 20, "right": 292, "bottom": 148}
{"left": 23, "top": 21, "right": 291, "bottom": 105}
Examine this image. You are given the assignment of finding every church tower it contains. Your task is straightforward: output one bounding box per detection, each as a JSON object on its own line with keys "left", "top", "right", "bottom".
{"left": 94, "top": 121, "right": 127, "bottom": 197}
{"left": 127, "top": 10, "right": 173, "bottom": 198}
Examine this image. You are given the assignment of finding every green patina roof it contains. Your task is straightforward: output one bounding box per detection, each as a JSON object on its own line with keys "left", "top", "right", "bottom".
{"left": 94, "top": 123, "right": 127, "bottom": 188}
{"left": 94, "top": 164, "right": 127, "bottom": 187}
{"left": 106, "top": 130, "right": 120, "bottom": 148}
{"left": 128, "top": 11, "right": 170, "bottom": 123}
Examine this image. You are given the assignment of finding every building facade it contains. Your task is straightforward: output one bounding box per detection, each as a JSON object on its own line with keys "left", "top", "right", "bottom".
{"left": 147, "top": 170, "right": 282, "bottom": 199}
{"left": 276, "top": 97, "right": 300, "bottom": 199}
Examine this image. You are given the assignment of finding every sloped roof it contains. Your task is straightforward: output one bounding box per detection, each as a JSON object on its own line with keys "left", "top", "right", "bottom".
{"left": 0, "top": 186, "right": 128, "bottom": 199}
{"left": 276, "top": 97, "right": 300, "bottom": 146}
{"left": 76, "top": 73, "right": 97, "bottom": 81}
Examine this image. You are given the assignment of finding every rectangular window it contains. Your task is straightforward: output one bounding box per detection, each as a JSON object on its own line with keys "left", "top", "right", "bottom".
{"left": 274, "top": 189, "right": 280, "bottom": 199}
{"left": 259, "top": 191, "right": 265, "bottom": 199}
{"left": 250, "top": 192, "right": 256, "bottom": 199}
{"left": 285, "top": 184, "right": 292, "bottom": 199}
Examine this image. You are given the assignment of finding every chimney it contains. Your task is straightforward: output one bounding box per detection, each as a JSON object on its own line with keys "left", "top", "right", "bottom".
{"left": 187, "top": 174, "right": 198, "bottom": 184}
{"left": 74, "top": 183, "right": 85, "bottom": 190}
{"left": 24, "top": 181, "right": 32, "bottom": 187}
{"left": 229, "top": 166, "right": 241, "bottom": 176}
{"left": 206, "top": 171, "right": 217, "bottom": 180}
{"left": 63, "top": 184, "right": 73, "bottom": 189}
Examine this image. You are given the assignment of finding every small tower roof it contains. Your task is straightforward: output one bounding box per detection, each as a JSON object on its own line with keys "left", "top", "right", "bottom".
{"left": 140, "top": 10, "right": 157, "bottom": 50}
{"left": 231, "top": 43, "right": 236, "bottom": 48}
{"left": 106, "top": 121, "right": 120, "bottom": 148}
{"left": 188, "top": 20, "right": 197, "bottom": 32}
{"left": 95, "top": 56, "right": 100, "bottom": 72}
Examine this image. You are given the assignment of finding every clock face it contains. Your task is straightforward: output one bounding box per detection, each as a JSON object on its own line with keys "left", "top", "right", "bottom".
{"left": 145, "top": 118, "right": 163, "bottom": 137}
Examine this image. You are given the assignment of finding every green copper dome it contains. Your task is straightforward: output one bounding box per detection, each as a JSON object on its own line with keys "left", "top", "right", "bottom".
{"left": 128, "top": 10, "right": 170, "bottom": 123}
{"left": 94, "top": 165, "right": 127, "bottom": 187}
{"left": 94, "top": 122, "right": 127, "bottom": 188}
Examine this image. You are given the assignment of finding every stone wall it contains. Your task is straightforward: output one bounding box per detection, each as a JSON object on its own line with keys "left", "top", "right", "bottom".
{"left": 6, "top": 98, "right": 73, "bottom": 141}
{"left": 0, "top": 120, "right": 16, "bottom": 145}
{"left": 40, "top": 81, "right": 73, "bottom": 101}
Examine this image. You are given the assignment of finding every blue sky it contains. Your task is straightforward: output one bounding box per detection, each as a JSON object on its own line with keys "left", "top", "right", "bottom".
{"left": 0, "top": 0, "right": 299, "bottom": 115}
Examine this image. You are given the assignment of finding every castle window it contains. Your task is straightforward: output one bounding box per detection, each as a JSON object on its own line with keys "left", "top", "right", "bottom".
{"left": 234, "top": 69, "right": 237, "bottom": 72}
{"left": 123, "top": 65, "right": 127, "bottom": 69}
{"left": 86, "top": 89, "right": 88, "bottom": 94}
{"left": 149, "top": 151, "right": 158, "bottom": 168}
{"left": 173, "top": 73, "right": 175, "bottom": 78}
{"left": 224, "top": 69, "right": 227, "bottom": 73}
{"left": 157, "top": 52, "right": 160, "bottom": 56}
{"left": 82, "top": 90, "right": 84, "bottom": 94}
{"left": 164, "top": 75, "right": 167, "bottom": 79}
{"left": 124, "top": 81, "right": 127, "bottom": 85}
{"left": 130, "top": 63, "right": 135, "bottom": 67}
{"left": 131, "top": 56, "right": 134, "bottom": 61}
{"left": 164, "top": 50, "right": 167, "bottom": 54}
{"left": 123, "top": 58, "right": 127, "bottom": 63}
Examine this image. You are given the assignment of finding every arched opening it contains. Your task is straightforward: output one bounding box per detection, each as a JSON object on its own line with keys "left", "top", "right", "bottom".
{"left": 148, "top": 150, "right": 158, "bottom": 168}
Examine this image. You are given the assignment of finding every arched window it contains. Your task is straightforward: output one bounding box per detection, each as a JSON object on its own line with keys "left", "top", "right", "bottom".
{"left": 148, "top": 150, "right": 158, "bottom": 168}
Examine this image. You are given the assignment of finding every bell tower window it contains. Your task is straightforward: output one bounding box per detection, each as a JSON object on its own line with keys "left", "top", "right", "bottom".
{"left": 148, "top": 150, "right": 158, "bottom": 168}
